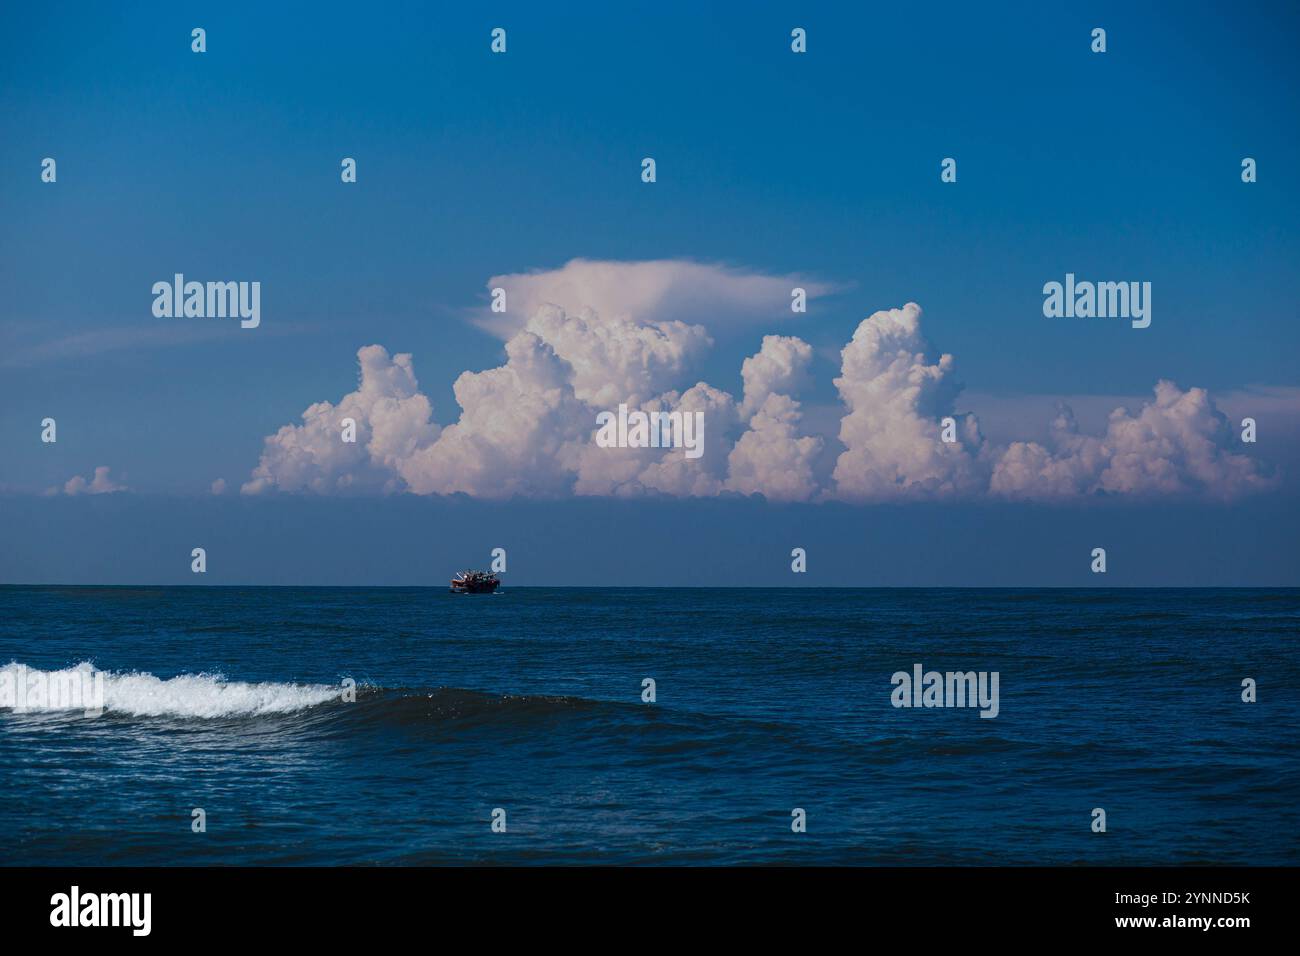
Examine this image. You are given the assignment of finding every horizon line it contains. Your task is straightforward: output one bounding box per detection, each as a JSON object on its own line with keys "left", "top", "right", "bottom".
{"left": 2, "top": 583, "right": 1295, "bottom": 591}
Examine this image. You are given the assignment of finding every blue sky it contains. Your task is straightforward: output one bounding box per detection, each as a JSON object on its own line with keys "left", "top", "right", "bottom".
{"left": 1, "top": 1, "right": 1298, "bottom": 583}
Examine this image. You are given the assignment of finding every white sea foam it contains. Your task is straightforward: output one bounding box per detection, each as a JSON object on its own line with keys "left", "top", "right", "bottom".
{"left": 0, "top": 662, "right": 341, "bottom": 718}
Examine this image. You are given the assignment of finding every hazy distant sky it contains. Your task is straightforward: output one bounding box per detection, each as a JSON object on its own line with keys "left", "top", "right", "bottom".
{"left": 2, "top": 2, "right": 1297, "bottom": 584}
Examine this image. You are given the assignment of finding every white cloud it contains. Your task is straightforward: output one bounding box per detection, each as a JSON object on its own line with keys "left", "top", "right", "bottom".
{"left": 632, "top": 383, "right": 739, "bottom": 498}
{"left": 2, "top": 321, "right": 308, "bottom": 368}
{"left": 991, "top": 382, "right": 1274, "bottom": 500}
{"left": 727, "top": 394, "right": 823, "bottom": 501}
{"left": 53, "top": 466, "right": 127, "bottom": 496}
{"left": 243, "top": 282, "right": 1275, "bottom": 504}
{"left": 474, "top": 258, "right": 838, "bottom": 340}
{"left": 739, "top": 334, "right": 814, "bottom": 418}
{"left": 719, "top": 335, "right": 823, "bottom": 501}
{"left": 396, "top": 330, "right": 588, "bottom": 498}
{"left": 242, "top": 345, "right": 440, "bottom": 495}
{"left": 830, "top": 303, "right": 986, "bottom": 500}
{"left": 524, "top": 303, "right": 710, "bottom": 407}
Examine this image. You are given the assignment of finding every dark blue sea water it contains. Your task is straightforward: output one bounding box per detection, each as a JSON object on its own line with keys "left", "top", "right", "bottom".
{"left": 1, "top": 586, "right": 1296, "bottom": 866}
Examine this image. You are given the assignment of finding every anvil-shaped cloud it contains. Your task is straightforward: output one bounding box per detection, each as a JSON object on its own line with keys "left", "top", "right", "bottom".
{"left": 472, "top": 258, "right": 840, "bottom": 340}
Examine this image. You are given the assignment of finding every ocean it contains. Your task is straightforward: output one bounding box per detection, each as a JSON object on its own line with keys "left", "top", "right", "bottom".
{"left": 1, "top": 586, "right": 1296, "bottom": 866}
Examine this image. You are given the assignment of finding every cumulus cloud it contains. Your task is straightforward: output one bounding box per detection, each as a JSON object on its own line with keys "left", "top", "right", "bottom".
{"left": 524, "top": 303, "right": 711, "bottom": 407}
{"left": 397, "top": 330, "right": 588, "bottom": 498}
{"left": 475, "top": 258, "right": 838, "bottom": 340}
{"left": 52, "top": 466, "right": 127, "bottom": 496}
{"left": 716, "top": 335, "right": 824, "bottom": 501}
{"left": 630, "top": 383, "right": 740, "bottom": 498}
{"left": 739, "top": 334, "right": 814, "bottom": 418}
{"left": 727, "top": 394, "right": 823, "bottom": 501}
{"left": 991, "top": 382, "right": 1272, "bottom": 500}
{"left": 243, "top": 280, "right": 1273, "bottom": 504}
{"left": 831, "top": 303, "right": 986, "bottom": 500}
{"left": 242, "top": 345, "right": 440, "bottom": 495}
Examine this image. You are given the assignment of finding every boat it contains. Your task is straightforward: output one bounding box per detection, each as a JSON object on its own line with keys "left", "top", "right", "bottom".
{"left": 450, "top": 570, "right": 500, "bottom": 594}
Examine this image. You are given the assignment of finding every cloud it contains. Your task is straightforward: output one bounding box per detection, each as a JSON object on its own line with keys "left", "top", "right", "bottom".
{"left": 2, "top": 326, "right": 228, "bottom": 368}
{"left": 720, "top": 335, "right": 823, "bottom": 501}
{"left": 830, "top": 303, "right": 986, "bottom": 500}
{"left": 51, "top": 466, "right": 127, "bottom": 496}
{"left": 623, "top": 383, "right": 740, "bottom": 498}
{"left": 243, "top": 282, "right": 1274, "bottom": 504}
{"left": 474, "top": 258, "right": 838, "bottom": 340}
{"left": 739, "top": 334, "right": 814, "bottom": 418}
{"left": 524, "top": 303, "right": 711, "bottom": 407}
{"left": 396, "top": 330, "right": 588, "bottom": 498}
{"left": 726, "top": 394, "right": 823, "bottom": 501}
{"left": 1, "top": 322, "right": 308, "bottom": 368}
{"left": 242, "top": 345, "right": 440, "bottom": 495}
{"left": 991, "top": 383, "right": 1274, "bottom": 500}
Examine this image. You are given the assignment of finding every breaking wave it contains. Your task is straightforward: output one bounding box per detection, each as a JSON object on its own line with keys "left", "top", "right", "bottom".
{"left": 0, "top": 663, "right": 617, "bottom": 726}
{"left": 0, "top": 662, "right": 342, "bottom": 718}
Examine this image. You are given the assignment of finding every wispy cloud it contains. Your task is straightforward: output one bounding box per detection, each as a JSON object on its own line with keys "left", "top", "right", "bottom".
{"left": 2, "top": 321, "right": 308, "bottom": 368}
{"left": 470, "top": 258, "right": 843, "bottom": 340}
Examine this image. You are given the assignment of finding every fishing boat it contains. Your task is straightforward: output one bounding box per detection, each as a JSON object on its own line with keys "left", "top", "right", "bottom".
{"left": 450, "top": 570, "right": 500, "bottom": 594}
